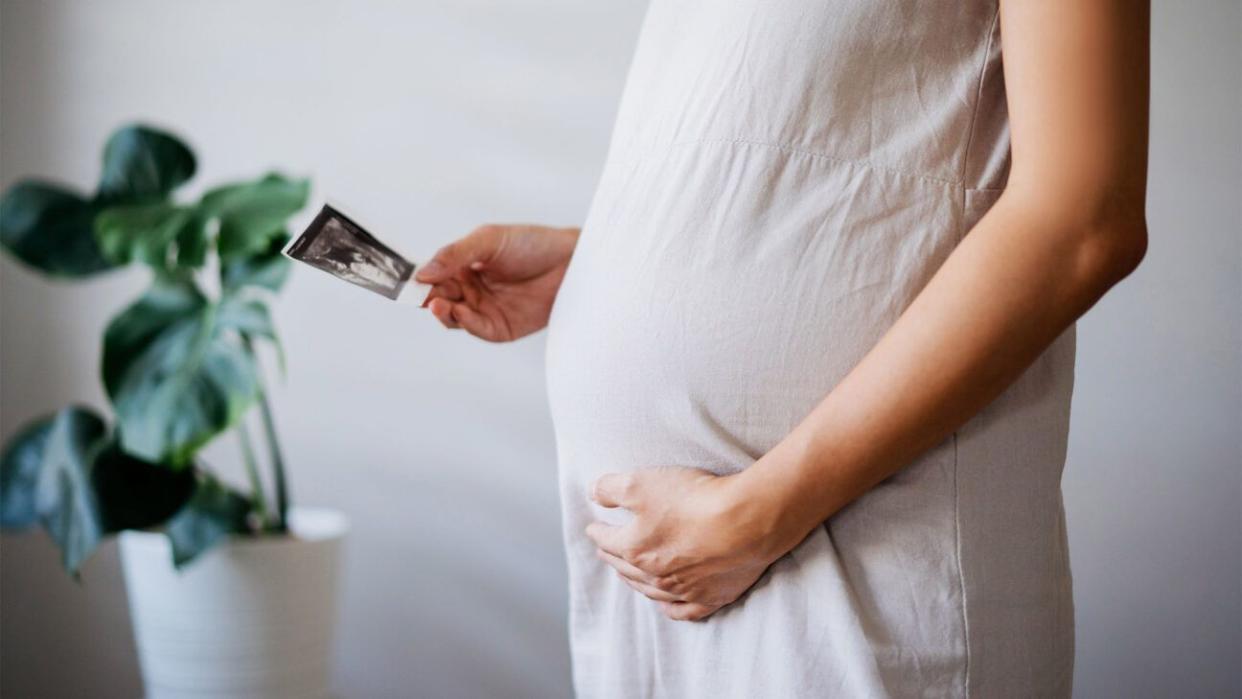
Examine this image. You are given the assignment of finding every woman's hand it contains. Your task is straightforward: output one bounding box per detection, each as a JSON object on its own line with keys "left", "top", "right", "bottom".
{"left": 585, "top": 466, "right": 802, "bottom": 622}
{"left": 416, "top": 224, "right": 579, "bottom": 342}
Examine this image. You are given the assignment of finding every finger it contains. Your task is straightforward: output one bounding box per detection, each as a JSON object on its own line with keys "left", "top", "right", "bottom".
{"left": 438, "top": 278, "right": 467, "bottom": 302}
{"left": 596, "top": 548, "right": 659, "bottom": 586}
{"left": 584, "top": 521, "right": 635, "bottom": 560}
{"left": 428, "top": 298, "right": 460, "bottom": 329}
{"left": 459, "top": 271, "right": 484, "bottom": 308}
{"left": 421, "top": 280, "right": 464, "bottom": 307}
{"left": 658, "top": 601, "right": 715, "bottom": 622}
{"left": 415, "top": 242, "right": 465, "bottom": 283}
{"left": 449, "top": 302, "right": 502, "bottom": 341}
{"left": 415, "top": 226, "right": 502, "bottom": 283}
{"left": 591, "top": 472, "right": 643, "bottom": 510}
{"left": 614, "top": 570, "right": 682, "bottom": 603}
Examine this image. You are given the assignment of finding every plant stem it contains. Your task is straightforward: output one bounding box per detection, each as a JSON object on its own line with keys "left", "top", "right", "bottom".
{"left": 237, "top": 420, "right": 271, "bottom": 528}
{"left": 244, "top": 335, "right": 290, "bottom": 533}
{"left": 256, "top": 387, "right": 290, "bottom": 533}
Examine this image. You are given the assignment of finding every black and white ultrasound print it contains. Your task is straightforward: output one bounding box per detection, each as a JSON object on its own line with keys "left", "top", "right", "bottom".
{"left": 286, "top": 205, "right": 416, "bottom": 300}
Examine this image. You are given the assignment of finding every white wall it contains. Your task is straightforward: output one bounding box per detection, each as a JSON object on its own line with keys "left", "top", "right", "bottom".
{"left": 1, "top": 1, "right": 1237, "bottom": 697}
{"left": 1060, "top": 2, "right": 1241, "bottom": 696}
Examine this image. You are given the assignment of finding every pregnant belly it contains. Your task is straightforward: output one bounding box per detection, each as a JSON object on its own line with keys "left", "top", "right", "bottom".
{"left": 545, "top": 143, "right": 962, "bottom": 480}
{"left": 545, "top": 216, "right": 970, "bottom": 696}
{"left": 546, "top": 228, "right": 891, "bottom": 482}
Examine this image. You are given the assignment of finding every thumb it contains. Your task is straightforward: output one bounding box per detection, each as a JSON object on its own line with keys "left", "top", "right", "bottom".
{"left": 591, "top": 472, "right": 642, "bottom": 510}
{"left": 415, "top": 226, "right": 503, "bottom": 283}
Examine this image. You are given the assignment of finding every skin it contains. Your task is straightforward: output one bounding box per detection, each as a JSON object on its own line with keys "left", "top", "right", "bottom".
{"left": 419, "top": 224, "right": 580, "bottom": 340}
{"left": 417, "top": 0, "right": 1150, "bottom": 622}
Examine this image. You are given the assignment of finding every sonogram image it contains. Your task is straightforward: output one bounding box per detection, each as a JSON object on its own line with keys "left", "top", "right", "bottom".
{"left": 285, "top": 205, "right": 415, "bottom": 300}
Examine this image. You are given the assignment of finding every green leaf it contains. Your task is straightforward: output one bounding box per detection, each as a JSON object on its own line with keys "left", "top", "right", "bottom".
{"left": 4, "top": 407, "right": 111, "bottom": 574}
{"left": 2, "top": 406, "right": 233, "bottom": 573}
{"left": 1, "top": 408, "right": 112, "bottom": 573}
{"left": 222, "top": 232, "right": 292, "bottom": 292}
{"left": 0, "top": 180, "right": 116, "bottom": 277}
{"left": 95, "top": 202, "right": 207, "bottom": 269}
{"left": 97, "top": 125, "right": 196, "bottom": 203}
{"left": 35, "top": 408, "right": 109, "bottom": 574}
{"left": 92, "top": 443, "right": 195, "bottom": 533}
{"left": 218, "top": 293, "right": 276, "bottom": 340}
{"left": 200, "top": 174, "right": 308, "bottom": 260}
{"left": 165, "top": 473, "right": 252, "bottom": 568}
{"left": 102, "top": 280, "right": 261, "bottom": 466}
{"left": 223, "top": 294, "right": 285, "bottom": 374}
{"left": 1, "top": 418, "right": 53, "bottom": 529}
{"left": 174, "top": 211, "right": 211, "bottom": 268}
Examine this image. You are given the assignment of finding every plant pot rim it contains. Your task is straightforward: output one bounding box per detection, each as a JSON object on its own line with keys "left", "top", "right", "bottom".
{"left": 119, "top": 506, "right": 348, "bottom": 550}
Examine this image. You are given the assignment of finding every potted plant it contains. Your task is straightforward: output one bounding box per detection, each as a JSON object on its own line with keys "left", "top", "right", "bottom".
{"left": 0, "top": 123, "right": 346, "bottom": 698}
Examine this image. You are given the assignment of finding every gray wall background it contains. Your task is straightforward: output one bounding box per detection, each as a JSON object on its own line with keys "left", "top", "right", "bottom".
{"left": 1, "top": 1, "right": 1237, "bottom": 697}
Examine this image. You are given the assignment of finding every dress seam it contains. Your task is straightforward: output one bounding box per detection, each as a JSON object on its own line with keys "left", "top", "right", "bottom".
{"left": 958, "top": 2, "right": 1002, "bottom": 186}
{"left": 952, "top": 430, "right": 972, "bottom": 699}
{"left": 649, "top": 136, "right": 962, "bottom": 187}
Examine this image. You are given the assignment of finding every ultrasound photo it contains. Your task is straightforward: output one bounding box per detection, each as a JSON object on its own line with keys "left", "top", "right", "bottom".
{"left": 285, "top": 204, "right": 416, "bottom": 300}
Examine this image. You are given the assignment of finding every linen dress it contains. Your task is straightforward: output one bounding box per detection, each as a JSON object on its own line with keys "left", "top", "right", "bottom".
{"left": 545, "top": 1, "right": 1076, "bottom": 696}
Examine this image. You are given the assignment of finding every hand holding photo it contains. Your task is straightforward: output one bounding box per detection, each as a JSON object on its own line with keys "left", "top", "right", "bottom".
{"left": 285, "top": 204, "right": 419, "bottom": 301}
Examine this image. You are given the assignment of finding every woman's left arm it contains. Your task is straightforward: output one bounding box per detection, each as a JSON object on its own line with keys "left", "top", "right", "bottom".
{"left": 587, "top": 0, "right": 1150, "bottom": 621}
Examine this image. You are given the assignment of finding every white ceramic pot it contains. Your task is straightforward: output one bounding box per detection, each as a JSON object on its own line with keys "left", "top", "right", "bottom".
{"left": 119, "top": 507, "right": 348, "bottom": 699}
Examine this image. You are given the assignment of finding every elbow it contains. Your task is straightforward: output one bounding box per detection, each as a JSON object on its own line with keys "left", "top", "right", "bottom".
{"left": 1073, "top": 211, "right": 1148, "bottom": 290}
{"left": 1004, "top": 181, "right": 1149, "bottom": 290}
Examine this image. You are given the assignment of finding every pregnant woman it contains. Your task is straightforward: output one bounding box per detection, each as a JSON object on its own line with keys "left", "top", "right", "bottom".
{"left": 418, "top": 1, "right": 1149, "bottom": 696}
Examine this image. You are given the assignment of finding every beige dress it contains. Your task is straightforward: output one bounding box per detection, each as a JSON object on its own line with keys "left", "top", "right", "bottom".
{"left": 545, "top": 1, "right": 1076, "bottom": 696}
